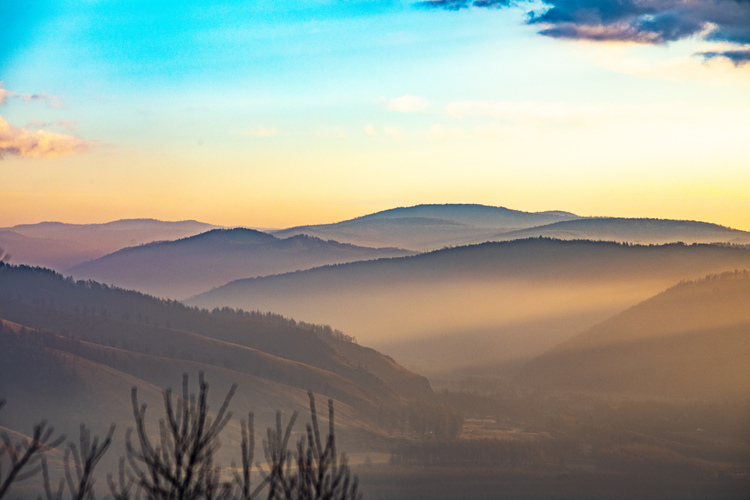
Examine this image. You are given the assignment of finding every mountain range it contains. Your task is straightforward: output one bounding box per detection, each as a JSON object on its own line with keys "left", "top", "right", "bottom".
{"left": 187, "top": 238, "right": 750, "bottom": 374}
{"left": 273, "top": 204, "right": 580, "bottom": 251}
{"left": 67, "top": 228, "right": 413, "bottom": 298}
{"left": 0, "top": 219, "right": 219, "bottom": 270}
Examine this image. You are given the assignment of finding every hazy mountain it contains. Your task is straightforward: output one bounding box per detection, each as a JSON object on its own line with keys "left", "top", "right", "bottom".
{"left": 0, "top": 219, "right": 219, "bottom": 270}
{"left": 68, "top": 228, "right": 414, "bottom": 299}
{"left": 520, "top": 271, "right": 750, "bottom": 399}
{"left": 0, "top": 229, "right": 95, "bottom": 270}
{"left": 0, "top": 263, "right": 448, "bottom": 481}
{"left": 187, "top": 239, "right": 750, "bottom": 375}
{"left": 273, "top": 204, "right": 580, "bottom": 251}
{"left": 493, "top": 218, "right": 750, "bottom": 245}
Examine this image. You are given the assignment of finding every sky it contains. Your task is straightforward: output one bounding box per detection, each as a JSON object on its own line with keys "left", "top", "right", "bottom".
{"left": 1, "top": 0, "right": 749, "bottom": 230}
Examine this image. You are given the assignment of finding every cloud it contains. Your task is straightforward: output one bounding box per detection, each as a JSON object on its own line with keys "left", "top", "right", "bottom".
{"left": 0, "top": 115, "right": 95, "bottom": 159}
{"left": 0, "top": 83, "right": 64, "bottom": 108}
{"left": 416, "top": 0, "right": 513, "bottom": 10}
{"left": 418, "top": 0, "right": 750, "bottom": 64}
{"left": 698, "top": 47, "right": 750, "bottom": 65}
{"left": 384, "top": 94, "right": 430, "bottom": 113}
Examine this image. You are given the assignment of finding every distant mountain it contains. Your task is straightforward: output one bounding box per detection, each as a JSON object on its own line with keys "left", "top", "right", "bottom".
{"left": 0, "top": 263, "right": 445, "bottom": 476}
{"left": 0, "top": 219, "right": 219, "bottom": 270}
{"left": 349, "top": 204, "right": 578, "bottom": 227}
{"left": 273, "top": 204, "right": 580, "bottom": 251}
{"left": 68, "top": 228, "right": 414, "bottom": 299}
{"left": 187, "top": 239, "right": 750, "bottom": 375}
{"left": 520, "top": 271, "right": 750, "bottom": 399}
{"left": 493, "top": 218, "right": 750, "bottom": 245}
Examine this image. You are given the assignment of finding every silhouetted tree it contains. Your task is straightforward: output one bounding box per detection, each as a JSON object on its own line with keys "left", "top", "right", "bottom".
{"left": 39, "top": 457, "right": 65, "bottom": 500}
{"left": 232, "top": 412, "right": 270, "bottom": 500}
{"left": 106, "top": 457, "right": 138, "bottom": 500}
{"left": 0, "top": 399, "right": 66, "bottom": 499}
{"left": 126, "top": 372, "right": 236, "bottom": 500}
{"left": 65, "top": 424, "right": 115, "bottom": 500}
{"left": 3, "top": 373, "right": 363, "bottom": 500}
{"left": 263, "top": 392, "right": 360, "bottom": 500}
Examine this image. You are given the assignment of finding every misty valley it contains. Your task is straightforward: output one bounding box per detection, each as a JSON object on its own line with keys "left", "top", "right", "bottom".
{"left": 1, "top": 204, "right": 749, "bottom": 499}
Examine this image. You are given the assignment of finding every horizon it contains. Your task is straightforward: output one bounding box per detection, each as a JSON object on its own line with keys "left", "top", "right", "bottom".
{"left": 2, "top": 202, "right": 750, "bottom": 233}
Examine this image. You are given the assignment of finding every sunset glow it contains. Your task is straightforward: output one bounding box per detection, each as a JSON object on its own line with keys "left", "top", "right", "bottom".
{"left": 2, "top": 1, "right": 749, "bottom": 229}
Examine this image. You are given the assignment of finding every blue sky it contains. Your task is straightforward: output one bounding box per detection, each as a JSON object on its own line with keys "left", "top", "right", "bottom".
{"left": 2, "top": 0, "right": 749, "bottom": 228}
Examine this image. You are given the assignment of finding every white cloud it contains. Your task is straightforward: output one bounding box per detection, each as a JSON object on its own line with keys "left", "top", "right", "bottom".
{"left": 364, "top": 125, "right": 377, "bottom": 137}
{"left": 0, "top": 115, "right": 94, "bottom": 159}
{"left": 384, "top": 94, "right": 430, "bottom": 113}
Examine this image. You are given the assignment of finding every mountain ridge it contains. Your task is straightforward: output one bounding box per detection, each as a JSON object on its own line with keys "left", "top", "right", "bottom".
{"left": 187, "top": 238, "right": 750, "bottom": 374}
{"left": 68, "top": 228, "right": 414, "bottom": 299}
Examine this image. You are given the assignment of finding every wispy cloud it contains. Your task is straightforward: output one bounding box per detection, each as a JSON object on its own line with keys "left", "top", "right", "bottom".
{"left": 0, "top": 115, "right": 95, "bottom": 159}
{"left": 417, "top": 0, "right": 750, "bottom": 65}
{"left": 417, "top": 0, "right": 513, "bottom": 10}
{"left": 697, "top": 47, "right": 750, "bottom": 66}
{"left": 384, "top": 94, "right": 430, "bottom": 113}
{"left": 0, "top": 83, "right": 63, "bottom": 108}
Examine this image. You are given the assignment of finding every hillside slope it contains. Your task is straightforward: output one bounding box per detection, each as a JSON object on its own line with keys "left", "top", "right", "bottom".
{"left": 493, "top": 218, "right": 750, "bottom": 245}
{"left": 68, "top": 228, "right": 414, "bottom": 298}
{"left": 520, "top": 271, "right": 750, "bottom": 399}
{"left": 0, "top": 219, "right": 219, "bottom": 270}
{"left": 188, "top": 239, "right": 750, "bottom": 374}
{"left": 0, "top": 264, "right": 445, "bottom": 455}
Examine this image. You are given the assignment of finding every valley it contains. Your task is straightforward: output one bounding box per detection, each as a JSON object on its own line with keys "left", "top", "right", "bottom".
{"left": 1, "top": 204, "right": 749, "bottom": 499}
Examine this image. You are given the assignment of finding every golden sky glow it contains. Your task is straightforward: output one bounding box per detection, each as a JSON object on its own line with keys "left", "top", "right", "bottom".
{"left": 2, "top": 2, "right": 749, "bottom": 230}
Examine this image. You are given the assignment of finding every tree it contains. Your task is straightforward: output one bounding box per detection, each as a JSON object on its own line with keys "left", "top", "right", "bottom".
{"left": 126, "top": 373, "right": 236, "bottom": 500}
{"left": 3, "top": 374, "right": 363, "bottom": 500}
{"left": 262, "top": 392, "right": 361, "bottom": 500}
{"left": 65, "top": 424, "right": 115, "bottom": 500}
{"left": 0, "top": 399, "right": 66, "bottom": 499}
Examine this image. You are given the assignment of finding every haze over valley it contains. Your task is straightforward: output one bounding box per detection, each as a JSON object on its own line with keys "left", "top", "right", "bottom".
{"left": 2, "top": 203, "right": 749, "bottom": 499}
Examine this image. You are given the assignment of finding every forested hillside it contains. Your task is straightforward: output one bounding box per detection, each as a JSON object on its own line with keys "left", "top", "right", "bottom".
{"left": 189, "top": 238, "right": 750, "bottom": 374}
{"left": 520, "top": 271, "right": 750, "bottom": 399}
{"left": 0, "top": 263, "right": 456, "bottom": 472}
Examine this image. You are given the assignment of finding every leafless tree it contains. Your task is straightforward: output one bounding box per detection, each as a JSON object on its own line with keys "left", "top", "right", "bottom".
{"left": 65, "top": 424, "right": 115, "bottom": 500}
{"left": 39, "top": 457, "right": 65, "bottom": 500}
{"left": 0, "top": 399, "right": 66, "bottom": 499}
{"left": 107, "top": 457, "right": 138, "bottom": 500}
{"left": 232, "top": 412, "right": 274, "bottom": 500}
{"left": 260, "top": 411, "right": 298, "bottom": 500}
{"left": 263, "top": 392, "right": 360, "bottom": 500}
{"left": 126, "top": 372, "right": 235, "bottom": 500}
